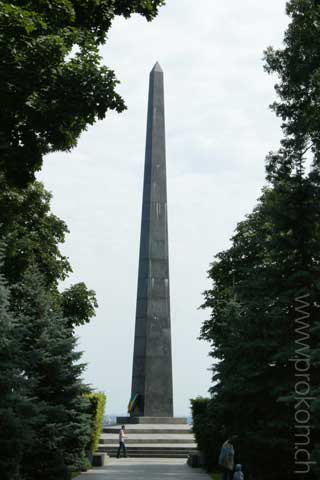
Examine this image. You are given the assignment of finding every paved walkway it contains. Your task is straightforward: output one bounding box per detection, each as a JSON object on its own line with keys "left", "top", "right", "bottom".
{"left": 77, "top": 458, "right": 211, "bottom": 480}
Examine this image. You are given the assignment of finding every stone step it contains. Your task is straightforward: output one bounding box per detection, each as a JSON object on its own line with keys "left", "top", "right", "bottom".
{"left": 100, "top": 438, "right": 195, "bottom": 445}
{"left": 116, "top": 416, "right": 188, "bottom": 425}
{"left": 100, "top": 421, "right": 196, "bottom": 459}
{"left": 100, "top": 434, "right": 195, "bottom": 444}
{"left": 104, "top": 426, "right": 192, "bottom": 435}
{"left": 98, "top": 446, "right": 197, "bottom": 459}
{"left": 99, "top": 444, "right": 196, "bottom": 451}
{"left": 108, "top": 452, "right": 191, "bottom": 458}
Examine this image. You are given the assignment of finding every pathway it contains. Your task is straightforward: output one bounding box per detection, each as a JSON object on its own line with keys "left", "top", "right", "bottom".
{"left": 77, "top": 458, "right": 211, "bottom": 480}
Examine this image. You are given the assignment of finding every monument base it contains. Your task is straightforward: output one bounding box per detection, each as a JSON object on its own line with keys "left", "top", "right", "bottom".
{"left": 100, "top": 420, "right": 196, "bottom": 458}
{"left": 116, "top": 416, "right": 187, "bottom": 425}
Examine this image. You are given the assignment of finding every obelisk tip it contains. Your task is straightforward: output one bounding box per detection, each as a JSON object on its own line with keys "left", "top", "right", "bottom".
{"left": 151, "top": 61, "right": 163, "bottom": 73}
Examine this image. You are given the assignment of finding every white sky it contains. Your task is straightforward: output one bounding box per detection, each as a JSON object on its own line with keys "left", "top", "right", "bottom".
{"left": 38, "top": 0, "right": 288, "bottom": 416}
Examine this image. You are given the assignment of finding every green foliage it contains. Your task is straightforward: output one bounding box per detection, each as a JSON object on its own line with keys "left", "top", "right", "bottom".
{"left": 199, "top": 2, "right": 320, "bottom": 479}
{"left": 190, "top": 398, "right": 210, "bottom": 458}
{"left": 9, "top": 267, "right": 92, "bottom": 479}
{"left": 211, "top": 474, "right": 220, "bottom": 480}
{"left": 200, "top": 179, "right": 320, "bottom": 479}
{"left": 191, "top": 397, "right": 225, "bottom": 471}
{"left": 62, "top": 282, "right": 98, "bottom": 329}
{"left": 0, "top": 259, "right": 34, "bottom": 480}
{"left": 0, "top": 178, "right": 71, "bottom": 286}
{"left": 264, "top": 0, "right": 320, "bottom": 167}
{"left": 191, "top": 396, "right": 209, "bottom": 418}
{"left": 85, "top": 393, "right": 107, "bottom": 454}
{"left": 0, "top": 178, "right": 97, "bottom": 329}
{"left": 0, "top": 0, "right": 165, "bottom": 185}
{"left": 0, "top": 2, "right": 166, "bottom": 478}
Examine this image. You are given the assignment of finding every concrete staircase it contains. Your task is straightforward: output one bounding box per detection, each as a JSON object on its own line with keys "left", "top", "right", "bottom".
{"left": 98, "top": 423, "right": 197, "bottom": 458}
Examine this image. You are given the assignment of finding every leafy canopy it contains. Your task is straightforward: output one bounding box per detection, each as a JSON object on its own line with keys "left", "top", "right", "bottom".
{"left": 198, "top": 2, "right": 320, "bottom": 479}
{"left": 0, "top": 0, "right": 165, "bottom": 184}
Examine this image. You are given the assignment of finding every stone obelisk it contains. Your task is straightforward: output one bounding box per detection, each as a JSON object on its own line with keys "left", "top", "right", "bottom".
{"left": 130, "top": 62, "right": 173, "bottom": 418}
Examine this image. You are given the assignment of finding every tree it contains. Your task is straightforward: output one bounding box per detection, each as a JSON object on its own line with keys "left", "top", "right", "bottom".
{"left": 0, "top": 0, "right": 165, "bottom": 185}
{"left": 0, "top": 258, "right": 34, "bottom": 480}
{"left": 0, "top": 2, "right": 168, "bottom": 477}
{"left": 11, "top": 266, "right": 92, "bottom": 479}
{"left": 201, "top": 178, "right": 320, "bottom": 479}
{"left": 199, "top": 2, "right": 320, "bottom": 479}
{"left": 0, "top": 177, "right": 97, "bottom": 327}
{"left": 61, "top": 282, "right": 98, "bottom": 329}
{"left": 0, "top": 177, "right": 70, "bottom": 286}
{"left": 264, "top": 0, "right": 320, "bottom": 171}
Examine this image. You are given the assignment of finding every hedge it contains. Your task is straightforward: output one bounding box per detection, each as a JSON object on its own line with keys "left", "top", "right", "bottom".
{"left": 190, "top": 396, "right": 225, "bottom": 471}
{"left": 190, "top": 396, "right": 211, "bottom": 454}
{"left": 85, "top": 393, "right": 107, "bottom": 453}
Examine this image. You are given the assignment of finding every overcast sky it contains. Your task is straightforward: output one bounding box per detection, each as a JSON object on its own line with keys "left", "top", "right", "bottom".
{"left": 38, "top": 0, "right": 289, "bottom": 416}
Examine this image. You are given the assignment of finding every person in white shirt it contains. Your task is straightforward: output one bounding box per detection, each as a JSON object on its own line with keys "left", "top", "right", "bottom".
{"left": 116, "top": 425, "right": 127, "bottom": 458}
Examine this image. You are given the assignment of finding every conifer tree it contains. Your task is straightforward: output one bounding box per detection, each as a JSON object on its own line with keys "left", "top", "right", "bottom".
{"left": 0, "top": 258, "right": 34, "bottom": 480}
{"left": 199, "top": 2, "right": 320, "bottom": 479}
{"left": 201, "top": 175, "right": 320, "bottom": 478}
{"left": 11, "top": 267, "right": 91, "bottom": 480}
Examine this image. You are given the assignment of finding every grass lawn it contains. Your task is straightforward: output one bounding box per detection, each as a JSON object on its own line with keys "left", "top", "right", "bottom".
{"left": 71, "top": 473, "right": 80, "bottom": 479}
{"left": 211, "top": 474, "right": 220, "bottom": 480}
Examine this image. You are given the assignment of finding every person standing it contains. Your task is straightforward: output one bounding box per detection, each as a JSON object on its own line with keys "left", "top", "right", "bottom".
{"left": 218, "top": 436, "right": 237, "bottom": 480}
{"left": 116, "top": 425, "right": 127, "bottom": 458}
{"left": 233, "top": 464, "right": 244, "bottom": 480}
